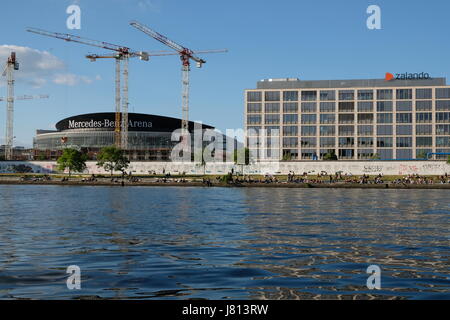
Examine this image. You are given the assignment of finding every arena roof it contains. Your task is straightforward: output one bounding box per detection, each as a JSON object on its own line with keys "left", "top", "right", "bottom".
{"left": 54, "top": 113, "right": 214, "bottom": 132}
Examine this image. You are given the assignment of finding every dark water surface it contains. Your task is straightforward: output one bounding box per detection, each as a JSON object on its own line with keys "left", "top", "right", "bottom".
{"left": 0, "top": 185, "right": 449, "bottom": 299}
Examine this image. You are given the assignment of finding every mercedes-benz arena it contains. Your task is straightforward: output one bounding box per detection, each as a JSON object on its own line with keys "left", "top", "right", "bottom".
{"left": 33, "top": 113, "right": 215, "bottom": 160}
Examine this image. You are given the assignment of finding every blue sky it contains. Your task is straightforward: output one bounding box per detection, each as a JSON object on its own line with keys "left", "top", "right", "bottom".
{"left": 1, "top": 0, "right": 450, "bottom": 147}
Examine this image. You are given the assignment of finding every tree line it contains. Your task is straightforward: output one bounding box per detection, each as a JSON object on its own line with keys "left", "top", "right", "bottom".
{"left": 56, "top": 146, "right": 129, "bottom": 177}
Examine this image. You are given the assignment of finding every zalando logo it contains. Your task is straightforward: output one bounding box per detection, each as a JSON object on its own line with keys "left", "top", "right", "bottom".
{"left": 385, "top": 72, "right": 431, "bottom": 81}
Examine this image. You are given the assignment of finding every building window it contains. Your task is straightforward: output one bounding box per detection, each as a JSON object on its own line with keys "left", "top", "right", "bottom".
{"left": 416, "top": 124, "right": 432, "bottom": 135}
{"left": 377, "top": 113, "right": 393, "bottom": 124}
{"left": 338, "top": 102, "right": 354, "bottom": 112}
{"left": 436, "top": 137, "right": 450, "bottom": 147}
{"left": 301, "top": 114, "right": 317, "bottom": 124}
{"left": 320, "top": 137, "right": 335, "bottom": 147}
{"left": 320, "top": 125, "right": 335, "bottom": 136}
{"left": 283, "top": 137, "right": 298, "bottom": 147}
{"left": 247, "top": 103, "right": 262, "bottom": 113}
{"left": 416, "top": 100, "right": 432, "bottom": 111}
{"left": 339, "top": 137, "right": 354, "bottom": 147}
{"left": 436, "top": 149, "right": 450, "bottom": 159}
{"left": 357, "top": 90, "right": 374, "bottom": 100}
{"left": 339, "top": 114, "right": 354, "bottom": 124}
{"left": 416, "top": 137, "right": 432, "bottom": 147}
{"left": 265, "top": 103, "right": 280, "bottom": 113}
{"left": 265, "top": 91, "right": 280, "bottom": 101}
{"left": 320, "top": 90, "right": 335, "bottom": 101}
{"left": 396, "top": 89, "right": 412, "bottom": 100}
{"left": 396, "top": 137, "right": 412, "bottom": 147}
{"left": 436, "top": 100, "right": 450, "bottom": 111}
{"left": 436, "top": 112, "right": 450, "bottom": 123}
{"left": 247, "top": 115, "right": 261, "bottom": 124}
{"left": 416, "top": 149, "right": 432, "bottom": 159}
{"left": 358, "top": 125, "right": 373, "bottom": 136}
{"left": 247, "top": 126, "right": 261, "bottom": 136}
{"left": 377, "top": 101, "right": 393, "bottom": 112}
{"left": 301, "top": 137, "right": 316, "bottom": 147}
{"left": 264, "top": 114, "right": 280, "bottom": 124}
{"left": 396, "top": 125, "right": 413, "bottom": 135}
{"left": 397, "top": 149, "right": 412, "bottom": 159}
{"left": 301, "top": 91, "right": 317, "bottom": 101}
{"left": 396, "top": 113, "right": 412, "bottom": 123}
{"left": 301, "top": 126, "right": 316, "bottom": 136}
{"left": 357, "top": 102, "right": 373, "bottom": 112}
{"left": 247, "top": 91, "right": 262, "bottom": 102}
{"left": 416, "top": 88, "right": 432, "bottom": 99}
{"left": 339, "top": 149, "right": 354, "bottom": 159}
{"left": 436, "top": 88, "right": 450, "bottom": 99}
{"left": 377, "top": 125, "right": 393, "bottom": 135}
{"left": 379, "top": 149, "right": 393, "bottom": 159}
{"left": 283, "top": 102, "right": 298, "bottom": 113}
{"left": 396, "top": 101, "right": 412, "bottom": 111}
{"left": 320, "top": 114, "right": 335, "bottom": 124}
{"left": 320, "top": 102, "right": 335, "bottom": 112}
{"left": 416, "top": 113, "right": 432, "bottom": 123}
{"left": 358, "top": 149, "right": 374, "bottom": 159}
{"left": 377, "top": 137, "right": 393, "bottom": 148}
{"left": 377, "top": 89, "right": 393, "bottom": 100}
{"left": 339, "top": 125, "right": 354, "bottom": 136}
{"left": 283, "top": 91, "right": 298, "bottom": 101}
{"left": 358, "top": 137, "right": 373, "bottom": 147}
{"left": 301, "top": 149, "right": 316, "bottom": 159}
{"left": 339, "top": 90, "right": 354, "bottom": 101}
{"left": 357, "top": 113, "right": 373, "bottom": 124}
{"left": 301, "top": 102, "right": 317, "bottom": 112}
{"left": 265, "top": 126, "right": 280, "bottom": 136}
{"left": 283, "top": 114, "right": 298, "bottom": 124}
{"left": 283, "top": 126, "right": 298, "bottom": 136}
{"left": 436, "top": 124, "right": 450, "bottom": 135}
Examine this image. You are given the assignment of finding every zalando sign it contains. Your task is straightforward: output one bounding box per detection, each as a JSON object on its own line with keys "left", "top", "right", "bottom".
{"left": 385, "top": 72, "right": 431, "bottom": 81}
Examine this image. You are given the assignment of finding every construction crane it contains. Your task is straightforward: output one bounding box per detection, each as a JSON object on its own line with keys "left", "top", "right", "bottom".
{"left": 129, "top": 20, "right": 227, "bottom": 136}
{"left": 0, "top": 93, "right": 49, "bottom": 159}
{"left": 1, "top": 52, "right": 19, "bottom": 160}
{"left": 26, "top": 27, "right": 176, "bottom": 149}
{"left": 0, "top": 94, "right": 49, "bottom": 102}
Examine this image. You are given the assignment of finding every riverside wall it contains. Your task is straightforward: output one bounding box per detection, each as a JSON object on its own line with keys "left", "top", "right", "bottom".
{"left": 1, "top": 160, "right": 450, "bottom": 176}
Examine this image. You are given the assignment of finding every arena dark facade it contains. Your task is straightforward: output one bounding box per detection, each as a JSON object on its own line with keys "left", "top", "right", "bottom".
{"left": 33, "top": 112, "right": 217, "bottom": 160}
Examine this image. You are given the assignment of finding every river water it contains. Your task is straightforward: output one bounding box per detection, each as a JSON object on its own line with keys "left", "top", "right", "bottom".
{"left": 0, "top": 185, "right": 448, "bottom": 299}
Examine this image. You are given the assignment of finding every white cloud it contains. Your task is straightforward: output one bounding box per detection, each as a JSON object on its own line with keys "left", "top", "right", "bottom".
{"left": 137, "top": 0, "right": 161, "bottom": 13}
{"left": 52, "top": 73, "right": 96, "bottom": 86}
{"left": 0, "top": 45, "right": 99, "bottom": 88}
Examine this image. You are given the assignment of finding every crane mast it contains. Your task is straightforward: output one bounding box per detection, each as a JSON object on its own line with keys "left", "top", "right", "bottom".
{"left": 129, "top": 21, "right": 227, "bottom": 138}
{"left": 27, "top": 28, "right": 155, "bottom": 150}
{"left": 2, "top": 52, "right": 19, "bottom": 160}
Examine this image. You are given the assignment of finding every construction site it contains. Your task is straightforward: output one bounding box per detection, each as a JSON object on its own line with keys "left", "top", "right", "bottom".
{"left": 1, "top": 22, "right": 228, "bottom": 161}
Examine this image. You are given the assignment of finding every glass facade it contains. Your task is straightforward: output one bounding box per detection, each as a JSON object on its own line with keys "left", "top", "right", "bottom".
{"left": 246, "top": 84, "right": 450, "bottom": 160}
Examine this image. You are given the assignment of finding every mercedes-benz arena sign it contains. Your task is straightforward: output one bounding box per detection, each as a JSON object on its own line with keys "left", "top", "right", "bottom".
{"left": 55, "top": 113, "right": 214, "bottom": 132}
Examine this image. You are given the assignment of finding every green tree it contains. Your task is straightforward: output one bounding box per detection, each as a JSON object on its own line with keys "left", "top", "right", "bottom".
{"left": 323, "top": 150, "right": 338, "bottom": 161}
{"left": 233, "top": 148, "right": 250, "bottom": 165}
{"left": 57, "top": 148, "right": 87, "bottom": 177}
{"left": 416, "top": 151, "right": 428, "bottom": 160}
{"left": 96, "top": 146, "right": 130, "bottom": 176}
{"left": 447, "top": 155, "right": 450, "bottom": 164}
{"left": 371, "top": 153, "right": 381, "bottom": 160}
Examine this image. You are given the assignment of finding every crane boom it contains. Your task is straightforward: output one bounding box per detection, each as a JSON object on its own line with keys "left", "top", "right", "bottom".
{"left": 129, "top": 21, "right": 205, "bottom": 65}
{"left": 129, "top": 20, "right": 227, "bottom": 140}
{"left": 26, "top": 27, "right": 149, "bottom": 60}
{"left": 0, "top": 94, "right": 49, "bottom": 101}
